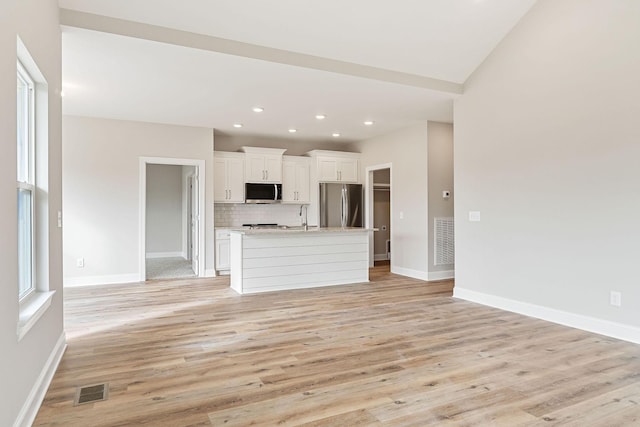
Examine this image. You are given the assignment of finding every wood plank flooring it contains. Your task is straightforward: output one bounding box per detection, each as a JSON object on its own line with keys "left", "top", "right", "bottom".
{"left": 34, "top": 265, "right": 640, "bottom": 426}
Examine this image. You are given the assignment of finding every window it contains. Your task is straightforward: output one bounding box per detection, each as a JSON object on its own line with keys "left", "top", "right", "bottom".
{"left": 17, "top": 61, "right": 35, "bottom": 300}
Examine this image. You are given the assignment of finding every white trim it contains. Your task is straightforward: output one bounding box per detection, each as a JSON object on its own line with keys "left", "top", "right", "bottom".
{"left": 139, "top": 157, "right": 206, "bottom": 281}
{"left": 391, "top": 266, "right": 428, "bottom": 281}
{"left": 204, "top": 268, "right": 216, "bottom": 278}
{"left": 145, "top": 251, "right": 185, "bottom": 259}
{"left": 14, "top": 332, "right": 66, "bottom": 427}
{"left": 64, "top": 274, "right": 140, "bottom": 287}
{"left": 428, "top": 270, "right": 455, "bottom": 281}
{"left": 453, "top": 287, "right": 640, "bottom": 345}
{"left": 17, "top": 291, "right": 55, "bottom": 341}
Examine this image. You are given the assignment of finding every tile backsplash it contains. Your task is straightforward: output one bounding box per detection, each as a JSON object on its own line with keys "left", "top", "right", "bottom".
{"left": 214, "top": 203, "right": 305, "bottom": 227}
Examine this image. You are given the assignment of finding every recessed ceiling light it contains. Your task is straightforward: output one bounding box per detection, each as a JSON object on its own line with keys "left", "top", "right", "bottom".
{"left": 233, "top": 123, "right": 243, "bottom": 128}
{"left": 252, "top": 107, "right": 264, "bottom": 113}
{"left": 60, "top": 91, "right": 65, "bottom": 98}
{"left": 315, "top": 114, "right": 326, "bottom": 120}
{"left": 332, "top": 133, "right": 340, "bottom": 138}
{"left": 288, "top": 128, "right": 297, "bottom": 133}
{"left": 364, "top": 120, "right": 374, "bottom": 126}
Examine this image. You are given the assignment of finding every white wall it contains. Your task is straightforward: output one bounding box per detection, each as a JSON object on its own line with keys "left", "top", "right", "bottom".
{"left": 355, "top": 123, "right": 429, "bottom": 279}
{"left": 63, "top": 116, "right": 214, "bottom": 284}
{"left": 454, "top": 0, "right": 640, "bottom": 340}
{"left": 1, "top": 1, "right": 64, "bottom": 425}
{"left": 427, "top": 122, "right": 454, "bottom": 275}
{"left": 146, "top": 164, "right": 183, "bottom": 256}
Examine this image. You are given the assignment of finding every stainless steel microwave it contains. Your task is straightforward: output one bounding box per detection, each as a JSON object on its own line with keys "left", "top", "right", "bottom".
{"left": 245, "top": 183, "right": 282, "bottom": 204}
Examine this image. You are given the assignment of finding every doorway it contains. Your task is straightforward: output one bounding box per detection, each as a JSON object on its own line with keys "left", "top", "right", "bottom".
{"left": 139, "top": 157, "right": 205, "bottom": 281}
{"left": 365, "top": 164, "right": 392, "bottom": 268}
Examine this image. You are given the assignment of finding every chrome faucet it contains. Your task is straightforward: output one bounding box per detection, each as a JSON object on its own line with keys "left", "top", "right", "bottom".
{"left": 299, "top": 205, "right": 308, "bottom": 231}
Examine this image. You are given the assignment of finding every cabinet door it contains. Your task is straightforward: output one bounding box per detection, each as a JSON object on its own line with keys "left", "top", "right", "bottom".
{"left": 337, "top": 158, "right": 359, "bottom": 183}
{"left": 245, "top": 154, "right": 266, "bottom": 182}
{"left": 317, "top": 157, "right": 338, "bottom": 182}
{"left": 226, "top": 157, "right": 245, "bottom": 202}
{"left": 214, "top": 157, "right": 229, "bottom": 202}
{"left": 216, "top": 239, "right": 231, "bottom": 270}
{"left": 295, "top": 162, "right": 310, "bottom": 203}
{"left": 264, "top": 155, "right": 282, "bottom": 182}
{"left": 281, "top": 161, "right": 297, "bottom": 202}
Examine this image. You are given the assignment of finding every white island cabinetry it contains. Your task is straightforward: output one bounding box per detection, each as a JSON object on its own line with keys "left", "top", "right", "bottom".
{"left": 230, "top": 228, "right": 370, "bottom": 294}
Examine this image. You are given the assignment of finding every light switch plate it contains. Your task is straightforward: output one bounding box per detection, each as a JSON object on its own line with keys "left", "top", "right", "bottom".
{"left": 469, "top": 211, "right": 481, "bottom": 222}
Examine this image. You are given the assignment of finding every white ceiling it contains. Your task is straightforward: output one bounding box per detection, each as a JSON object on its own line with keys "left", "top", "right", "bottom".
{"left": 59, "top": 0, "right": 537, "bottom": 143}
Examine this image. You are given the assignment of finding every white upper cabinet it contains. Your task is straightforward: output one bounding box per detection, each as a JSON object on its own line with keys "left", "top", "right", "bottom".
{"left": 308, "top": 150, "right": 360, "bottom": 183}
{"left": 282, "top": 156, "right": 310, "bottom": 203}
{"left": 242, "top": 147, "right": 286, "bottom": 183}
{"left": 214, "top": 152, "right": 245, "bottom": 203}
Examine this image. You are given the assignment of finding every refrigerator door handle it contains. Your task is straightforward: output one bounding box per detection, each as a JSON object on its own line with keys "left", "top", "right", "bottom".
{"left": 340, "top": 187, "right": 346, "bottom": 228}
{"left": 344, "top": 186, "right": 350, "bottom": 228}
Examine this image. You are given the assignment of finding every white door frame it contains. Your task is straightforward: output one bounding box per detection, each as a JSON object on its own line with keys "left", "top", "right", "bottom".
{"left": 139, "top": 157, "right": 206, "bottom": 281}
{"left": 365, "top": 163, "right": 392, "bottom": 268}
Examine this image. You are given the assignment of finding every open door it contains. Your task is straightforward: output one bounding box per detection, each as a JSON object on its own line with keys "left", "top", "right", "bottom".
{"left": 189, "top": 174, "right": 199, "bottom": 275}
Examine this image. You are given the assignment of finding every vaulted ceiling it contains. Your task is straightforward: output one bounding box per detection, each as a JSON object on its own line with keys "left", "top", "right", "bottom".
{"left": 59, "top": 0, "right": 537, "bottom": 142}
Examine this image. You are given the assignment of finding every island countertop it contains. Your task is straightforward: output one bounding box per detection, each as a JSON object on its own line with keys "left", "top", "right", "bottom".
{"left": 229, "top": 226, "right": 374, "bottom": 235}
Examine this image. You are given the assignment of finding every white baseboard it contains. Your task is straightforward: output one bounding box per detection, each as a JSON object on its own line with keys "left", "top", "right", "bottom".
{"left": 64, "top": 273, "right": 140, "bottom": 287}
{"left": 204, "top": 269, "right": 215, "bottom": 278}
{"left": 14, "top": 332, "right": 67, "bottom": 427}
{"left": 428, "top": 270, "right": 455, "bottom": 281}
{"left": 374, "top": 253, "right": 389, "bottom": 261}
{"left": 145, "top": 251, "right": 185, "bottom": 259}
{"left": 391, "top": 266, "right": 429, "bottom": 281}
{"left": 454, "top": 287, "right": 640, "bottom": 345}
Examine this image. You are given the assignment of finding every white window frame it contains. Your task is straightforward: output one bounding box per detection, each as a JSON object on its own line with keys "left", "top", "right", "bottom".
{"left": 16, "top": 37, "right": 55, "bottom": 341}
{"left": 17, "top": 60, "right": 36, "bottom": 301}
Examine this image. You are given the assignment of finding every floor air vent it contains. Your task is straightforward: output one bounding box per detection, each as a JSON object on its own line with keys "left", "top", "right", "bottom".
{"left": 74, "top": 383, "right": 109, "bottom": 406}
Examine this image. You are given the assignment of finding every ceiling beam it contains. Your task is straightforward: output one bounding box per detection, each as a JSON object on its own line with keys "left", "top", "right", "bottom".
{"left": 60, "top": 9, "right": 463, "bottom": 96}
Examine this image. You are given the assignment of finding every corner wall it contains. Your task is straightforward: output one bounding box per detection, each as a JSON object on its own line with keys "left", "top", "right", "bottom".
{"left": 355, "top": 123, "right": 429, "bottom": 279}
{"left": 0, "top": 1, "right": 64, "bottom": 425}
{"left": 63, "top": 116, "right": 214, "bottom": 285}
{"left": 427, "top": 122, "right": 454, "bottom": 278}
{"left": 454, "top": 0, "right": 640, "bottom": 341}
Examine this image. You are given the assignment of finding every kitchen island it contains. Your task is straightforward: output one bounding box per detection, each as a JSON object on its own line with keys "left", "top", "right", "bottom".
{"left": 229, "top": 227, "right": 371, "bottom": 294}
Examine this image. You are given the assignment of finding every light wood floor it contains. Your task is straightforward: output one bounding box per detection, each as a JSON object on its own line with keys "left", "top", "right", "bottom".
{"left": 35, "top": 266, "right": 640, "bottom": 426}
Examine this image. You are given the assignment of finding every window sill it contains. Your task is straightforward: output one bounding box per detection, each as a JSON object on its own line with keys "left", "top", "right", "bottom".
{"left": 18, "top": 290, "right": 55, "bottom": 341}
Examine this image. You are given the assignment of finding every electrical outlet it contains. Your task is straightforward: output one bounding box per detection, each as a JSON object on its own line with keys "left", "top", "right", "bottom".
{"left": 610, "top": 291, "right": 622, "bottom": 307}
{"left": 76, "top": 258, "right": 84, "bottom": 268}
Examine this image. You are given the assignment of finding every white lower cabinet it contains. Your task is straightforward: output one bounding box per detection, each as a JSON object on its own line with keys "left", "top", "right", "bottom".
{"left": 215, "top": 229, "right": 231, "bottom": 272}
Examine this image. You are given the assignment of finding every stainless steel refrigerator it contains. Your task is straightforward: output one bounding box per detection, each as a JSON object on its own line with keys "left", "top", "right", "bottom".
{"left": 319, "top": 183, "right": 363, "bottom": 228}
